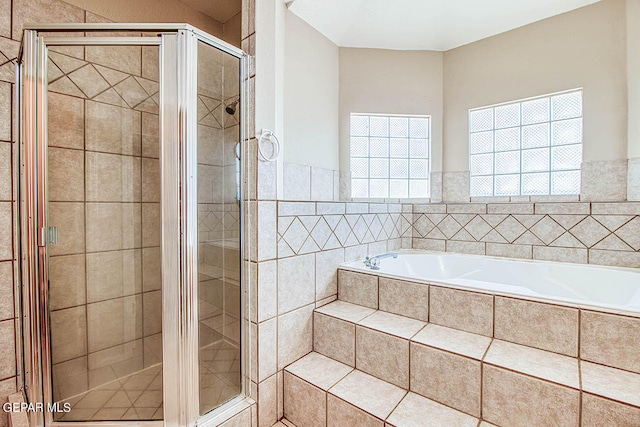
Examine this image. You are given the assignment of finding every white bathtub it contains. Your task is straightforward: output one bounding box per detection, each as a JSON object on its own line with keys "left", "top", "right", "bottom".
{"left": 341, "top": 250, "right": 640, "bottom": 316}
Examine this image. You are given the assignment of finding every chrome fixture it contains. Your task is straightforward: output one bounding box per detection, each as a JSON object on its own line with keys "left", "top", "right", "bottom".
{"left": 364, "top": 252, "right": 398, "bottom": 270}
{"left": 225, "top": 98, "right": 239, "bottom": 115}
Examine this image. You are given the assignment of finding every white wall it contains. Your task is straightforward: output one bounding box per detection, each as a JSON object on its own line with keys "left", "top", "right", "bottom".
{"left": 338, "top": 48, "right": 444, "bottom": 175}
{"left": 628, "top": 0, "right": 640, "bottom": 160}
{"left": 443, "top": 0, "right": 627, "bottom": 172}
{"left": 283, "top": 12, "right": 339, "bottom": 170}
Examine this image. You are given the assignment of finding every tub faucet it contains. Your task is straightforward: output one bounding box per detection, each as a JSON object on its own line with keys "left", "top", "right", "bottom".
{"left": 364, "top": 252, "right": 398, "bottom": 270}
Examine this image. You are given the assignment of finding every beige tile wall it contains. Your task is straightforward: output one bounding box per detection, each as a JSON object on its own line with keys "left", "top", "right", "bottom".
{"left": 410, "top": 202, "right": 640, "bottom": 268}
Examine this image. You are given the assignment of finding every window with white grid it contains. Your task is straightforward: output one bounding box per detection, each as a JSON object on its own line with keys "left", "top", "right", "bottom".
{"left": 350, "top": 114, "right": 430, "bottom": 198}
{"left": 469, "top": 89, "right": 583, "bottom": 197}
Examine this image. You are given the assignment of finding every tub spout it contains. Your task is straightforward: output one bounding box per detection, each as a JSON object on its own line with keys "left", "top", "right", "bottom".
{"left": 364, "top": 252, "right": 398, "bottom": 270}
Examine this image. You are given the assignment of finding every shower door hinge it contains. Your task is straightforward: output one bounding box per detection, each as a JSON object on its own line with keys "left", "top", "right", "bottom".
{"left": 39, "top": 227, "right": 58, "bottom": 247}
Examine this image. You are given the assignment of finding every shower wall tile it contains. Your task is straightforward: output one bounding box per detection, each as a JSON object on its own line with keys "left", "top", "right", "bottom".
{"left": 49, "top": 254, "right": 86, "bottom": 311}
{"left": 141, "top": 113, "right": 159, "bottom": 158}
{"left": 85, "top": 46, "right": 141, "bottom": 76}
{"left": 0, "top": 262, "right": 11, "bottom": 321}
{"left": 0, "top": 83, "right": 10, "bottom": 141}
{"left": 141, "top": 203, "right": 160, "bottom": 247}
{"left": 48, "top": 147, "right": 84, "bottom": 202}
{"left": 86, "top": 202, "right": 141, "bottom": 252}
{"left": 86, "top": 250, "right": 142, "bottom": 302}
{"left": 0, "top": 142, "right": 10, "bottom": 201}
{"left": 0, "top": 202, "right": 10, "bottom": 260}
{"left": 86, "top": 101, "right": 141, "bottom": 155}
{"left": 52, "top": 357, "right": 88, "bottom": 401}
{"left": 142, "top": 247, "right": 161, "bottom": 292}
{"left": 142, "top": 158, "right": 160, "bottom": 202}
{"left": 86, "top": 152, "right": 141, "bottom": 202}
{"left": 50, "top": 306, "right": 87, "bottom": 364}
{"left": 11, "top": 0, "right": 84, "bottom": 40}
{"left": 87, "top": 295, "right": 143, "bottom": 353}
{"left": 48, "top": 92, "right": 84, "bottom": 150}
{"left": 143, "top": 290, "right": 162, "bottom": 336}
{"left": 0, "top": 319, "right": 15, "bottom": 379}
{"left": 48, "top": 202, "right": 85, "bottom": 256}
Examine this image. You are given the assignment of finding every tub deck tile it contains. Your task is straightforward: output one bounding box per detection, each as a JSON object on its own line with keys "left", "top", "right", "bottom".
{"left": 581, "top": 361, "right": 640, "bottom": 408}
{"left": 412, "top": 323, "right": 491, "bottom": 360}
{"left": 357, "top": 311, "right": 426, "bottom": 339}
{"left": 315, "top": 300, "right": 376, "bottom": 323}
{"left": 484, "top": 340, "right": 579, "bottom": 389}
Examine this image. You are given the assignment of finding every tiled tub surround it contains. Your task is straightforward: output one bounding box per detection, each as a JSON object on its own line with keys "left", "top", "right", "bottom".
{"left": 409, "top": 201, "right": 640, "bottom": 268}
{"left": 281, "top": 269, "right": 640, "bottom": 426}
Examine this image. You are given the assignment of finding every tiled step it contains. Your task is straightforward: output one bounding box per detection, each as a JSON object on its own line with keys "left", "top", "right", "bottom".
{"left": 283, "top": 352, "right": 479, "bottom": 427}
{"left": 312, "top": 300, "right": 640, "bottom": 426}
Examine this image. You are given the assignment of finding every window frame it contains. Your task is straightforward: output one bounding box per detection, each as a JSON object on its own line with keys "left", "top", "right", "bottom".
{"left": 349, "top": 113, "right": 432, "bottom": 199}
{"left": 468, "top": 88, "right": 584, "bottom": 198}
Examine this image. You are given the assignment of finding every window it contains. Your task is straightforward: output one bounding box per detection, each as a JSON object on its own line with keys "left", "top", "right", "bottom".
{"left": 469, "top": 89, "right": 583, "bottom": 197}
{"left": 350, "top": 114, "right": 430, "bottom": 198}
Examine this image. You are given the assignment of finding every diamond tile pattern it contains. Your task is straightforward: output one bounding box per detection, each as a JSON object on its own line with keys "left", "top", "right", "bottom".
{"left": 278, "top": 208, "right": 403, "bottom": 256}
{"left": 409, "top": 205, "right": 640, "bottom": 263}
{"left": 48, "top": 50, "right": 161, "bottom": 113}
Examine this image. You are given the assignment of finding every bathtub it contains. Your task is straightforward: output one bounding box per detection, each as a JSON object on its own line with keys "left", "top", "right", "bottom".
{"left": 341, "top": 250, "right": 640, "bottom": 316}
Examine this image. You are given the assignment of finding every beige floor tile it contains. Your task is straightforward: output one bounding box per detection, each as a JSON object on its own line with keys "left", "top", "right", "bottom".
{"left": 581, "top": 361, "right": 640, "bottom": 407}
{"left": 386, "top": 392, "right": 478, "bottom": 427}
{"left": 411, "top": 323, "right": 491, "bottom": 360}
{"left": 484, "top": 340, "right": 579, "bottom": 388}
{"left": 315, "top": 300, "right": 376, "bottom": 323}
{"left": 329, "top": 370, "right": 406, "bottom": 420}
{"left": 357, "top": 311, "right": 425, "bottom": 339}
{"left": 284, "top": 352, "right": 353, "bottom": 391}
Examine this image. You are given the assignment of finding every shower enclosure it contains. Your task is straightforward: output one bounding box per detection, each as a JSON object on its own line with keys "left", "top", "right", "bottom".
{"left": 17, "top": 24, "right": 250, "bottom": 426}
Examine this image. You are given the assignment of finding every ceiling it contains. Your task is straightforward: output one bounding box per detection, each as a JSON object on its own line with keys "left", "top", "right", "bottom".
{"left": 178, "top": 0, "right": 241, "bottom": 23}
{"left": 288, "top": 0, "right": 601, "bottom": 51}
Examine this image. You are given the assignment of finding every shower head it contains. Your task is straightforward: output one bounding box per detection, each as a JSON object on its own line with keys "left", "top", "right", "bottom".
{"left": 225, "top": 99, "right": 239, "bottom": 115}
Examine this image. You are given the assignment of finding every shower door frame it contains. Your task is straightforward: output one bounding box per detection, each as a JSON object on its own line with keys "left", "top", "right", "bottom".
{"left": 18, "top": 24, "right": 251, "bottom": 427}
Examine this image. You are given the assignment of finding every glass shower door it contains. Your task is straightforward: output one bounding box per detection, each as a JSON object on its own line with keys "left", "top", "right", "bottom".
{"left": 196, "top": 40, "right": 242, "bottom": 415}
{"left": 46, "top": 40, "right": 163, "bottom": 422}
